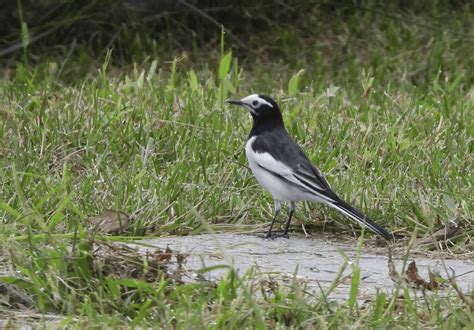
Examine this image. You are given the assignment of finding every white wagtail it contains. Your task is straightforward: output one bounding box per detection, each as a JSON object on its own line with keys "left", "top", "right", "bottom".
{"left": 226, "top": 94, "right": 394, "bottom": 240}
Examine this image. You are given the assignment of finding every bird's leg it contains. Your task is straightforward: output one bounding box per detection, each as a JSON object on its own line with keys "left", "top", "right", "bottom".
{"left": 282, "top": 201, "right": 296, "bottom": 236}
{"left": 265, "top": 200, "right": 281, "bottom": 238}
{"left": 273, "top": 201, "right": 296, "bottom": 239}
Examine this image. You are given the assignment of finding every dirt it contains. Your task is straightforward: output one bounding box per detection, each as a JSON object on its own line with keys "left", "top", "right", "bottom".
{"left": 1, "top": 232, "right": 473, "bottom": 327}
{"left": 129, "top": 232, "right": 474, "bottom": 301}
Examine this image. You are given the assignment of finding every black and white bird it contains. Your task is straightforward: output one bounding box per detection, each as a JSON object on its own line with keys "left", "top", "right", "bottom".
{"left": 226, "top": 94, "right": 394, "bottom": 241}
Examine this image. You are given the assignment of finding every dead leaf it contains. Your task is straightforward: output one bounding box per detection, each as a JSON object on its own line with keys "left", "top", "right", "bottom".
{"left": 404, "top": 261, "right": 446, "bottom": 290}
{"left": 87, "top": 210, "right": 130, "bottom": 234}
{"left": 93, "top": 241, "right": 188, "bottom": 284}
{"left": 153, "top": 246, "right": 173, "bottom": 263}
{"left": 405, "top": 261, "right": 426, "bottom": 288}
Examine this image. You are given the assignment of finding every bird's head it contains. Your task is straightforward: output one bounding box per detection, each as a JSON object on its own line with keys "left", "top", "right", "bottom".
{"left": 226, "top": 94, "right": 282, "bottom": 123}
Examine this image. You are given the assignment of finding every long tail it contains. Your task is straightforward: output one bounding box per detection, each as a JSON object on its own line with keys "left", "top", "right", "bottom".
{"left": 330, "top": 199, "right": 394, "bottom": 241}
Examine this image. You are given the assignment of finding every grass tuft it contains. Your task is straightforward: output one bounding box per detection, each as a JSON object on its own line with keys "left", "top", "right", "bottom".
{"left": 0, "top": 1, "right": 472, "bottom": 327}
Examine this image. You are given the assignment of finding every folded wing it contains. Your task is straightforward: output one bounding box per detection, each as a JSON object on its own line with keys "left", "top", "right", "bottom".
{"left": 252, "top": 150, "right": 394, "bottom": 240}
{"left": 252, "top": 151, "right": 338, "bottom": 203}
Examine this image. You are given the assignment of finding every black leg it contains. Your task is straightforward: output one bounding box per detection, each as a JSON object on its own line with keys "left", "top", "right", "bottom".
{"left": 282, "top": 204, "right": 295, "bottom": 236}
{"left": 270, "top": 202, "right": 296, "bottom": 239}
{"left": 265, "top": 200, "right": 281, "bottom": 238}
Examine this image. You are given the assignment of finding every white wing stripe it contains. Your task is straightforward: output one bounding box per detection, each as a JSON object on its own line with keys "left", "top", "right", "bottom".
{"left": 250, "top": 148, "right": 335, "bottom": 203}
{"left": 293, "top": 175, "right": 335, "bottom": 202}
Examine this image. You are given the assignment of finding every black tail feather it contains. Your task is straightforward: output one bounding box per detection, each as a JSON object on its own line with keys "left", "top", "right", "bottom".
{"left": 330, "top": 199, "right": 394, "bottom": 241}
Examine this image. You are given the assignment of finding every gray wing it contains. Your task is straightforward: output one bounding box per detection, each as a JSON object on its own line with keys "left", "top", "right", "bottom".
{"left": 252, "top": 130, "right": 340, "bottom": 202}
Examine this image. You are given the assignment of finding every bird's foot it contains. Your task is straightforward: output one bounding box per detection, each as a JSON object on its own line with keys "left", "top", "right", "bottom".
{"left": 264, "top": 230, "right": 290, "bottom": 240}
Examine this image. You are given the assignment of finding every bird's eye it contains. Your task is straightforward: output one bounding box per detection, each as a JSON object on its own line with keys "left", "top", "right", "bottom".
{"left": 252, "top": 100, "right": 259, "bottom": 106}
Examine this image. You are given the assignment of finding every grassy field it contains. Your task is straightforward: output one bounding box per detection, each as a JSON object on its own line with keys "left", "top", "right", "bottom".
{"left": 0, "top": 2, "right": 473, "bottom": 327}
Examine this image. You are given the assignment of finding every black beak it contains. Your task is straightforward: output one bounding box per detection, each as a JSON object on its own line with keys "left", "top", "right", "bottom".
{"left": 225, "top": 99, "right": 244, "bottom": 106}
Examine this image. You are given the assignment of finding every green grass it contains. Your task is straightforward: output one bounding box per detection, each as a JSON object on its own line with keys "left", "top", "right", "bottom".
{"left": 1, "top": 2, "right": 473, "bottom": 327}
{"left": 1, "top": 51, "right": 471, "bottom": 239}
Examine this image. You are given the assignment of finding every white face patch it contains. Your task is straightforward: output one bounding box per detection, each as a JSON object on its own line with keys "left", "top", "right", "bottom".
{"left": 240, "top": 94, "right": 274, "bottom": 110}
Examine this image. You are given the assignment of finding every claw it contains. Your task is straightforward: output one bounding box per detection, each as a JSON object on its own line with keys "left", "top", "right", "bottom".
{"left": 272, "top": 232, "right": 289, "bottom": 239}
{"left": 263, "top": 230, "right": 290, "bottom": 240}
